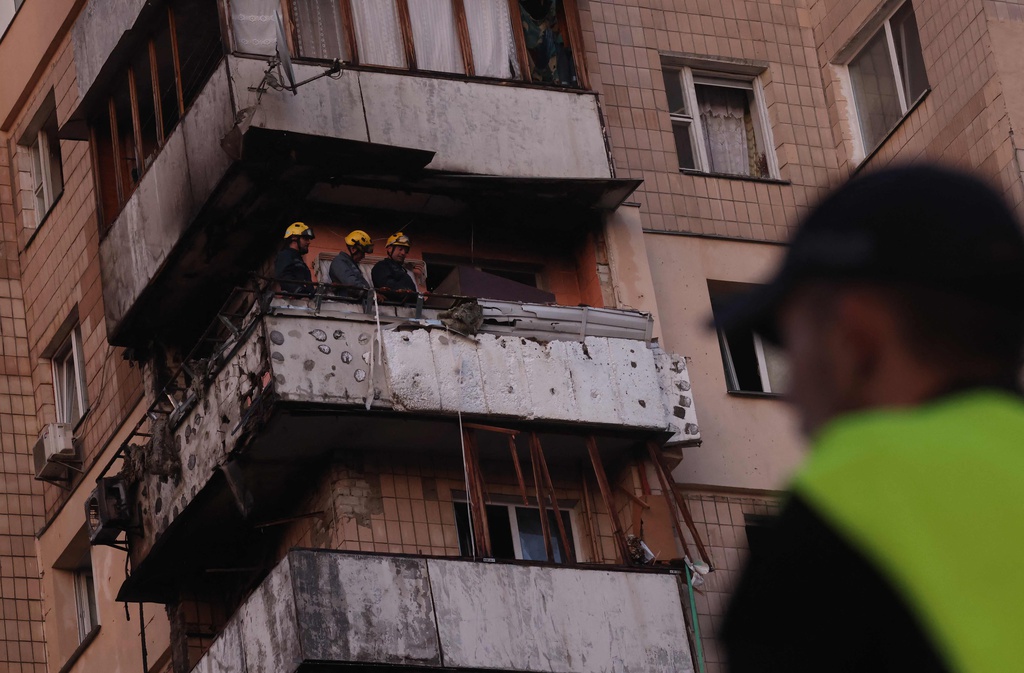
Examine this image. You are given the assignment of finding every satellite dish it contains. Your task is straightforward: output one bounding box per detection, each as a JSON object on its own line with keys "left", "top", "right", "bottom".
{"left": 275, "top": 10, "right": 297, "bottom": 95}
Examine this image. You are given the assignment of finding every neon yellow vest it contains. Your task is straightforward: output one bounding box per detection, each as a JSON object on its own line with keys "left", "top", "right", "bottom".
{"left": 793, "top": 390, "right": 1024, "bottom": 673}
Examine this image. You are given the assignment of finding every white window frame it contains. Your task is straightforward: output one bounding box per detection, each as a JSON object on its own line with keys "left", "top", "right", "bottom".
{"left": 73, "top": 564, "right": 99, "bottom": 643}
{"left": 30, "top": 129, "right": 55, "bottom": 216}
{"left": 717, "top": 328, "right": 777, "bottom": 394}
{"left": 52, "top": 326, "right": 87, "bottom": 427}
{"left": 844, "top": 1, "right": 927, "bottom": 157}
{"left": 455, "top": 500, "right": 584, "bottom": 563}
{"left": 665, "top": 65, "right": 779, "bottom": 180}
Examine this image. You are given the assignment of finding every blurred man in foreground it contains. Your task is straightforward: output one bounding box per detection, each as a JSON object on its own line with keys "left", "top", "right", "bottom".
{"left": 718, "top": 165, "right": 1024, "bottom": 672}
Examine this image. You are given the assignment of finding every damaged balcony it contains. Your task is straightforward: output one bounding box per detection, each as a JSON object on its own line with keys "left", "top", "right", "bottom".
{"left": 115, "top": 292, "right": 700, "bottom": 600}
{"left": 65, "top": 0, "right": 625, "bottom": 350}
{"left": 193, "top": 549, "right": 694, "bottom": 673}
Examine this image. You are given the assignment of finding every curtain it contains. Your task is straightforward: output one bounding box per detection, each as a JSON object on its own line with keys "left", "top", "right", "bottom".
{"left": 230, "top": 0, "right": 278, "bottom": 56}
{"left": 408, "top": 0, "right": 463, "bottom": 73}
{"left": 351, "top": 0, "right": 405, "bottom": 67}
{"left": 293, "top": 0, "right": 349, "bottom": 60}
{"left": 697, "top": 85, "right": 751, "bottom": 176}
{"left": 464, "top": 0, "right": 516, "bottom": 78}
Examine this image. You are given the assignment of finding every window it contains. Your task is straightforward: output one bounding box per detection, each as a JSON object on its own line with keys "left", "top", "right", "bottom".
{"left": 90, "top": 0, "right": 223, "bottom": 233}
{"left": 74, "top": 565, "right": 99, "bottom": 643}
{"left": 454, "top": 501, "right": 577, "bottom": 563}
{"left": 52, "top": 326, "right": 87, "bottom": 427}
{"left": 228, "top": 0, "right": 587, "bottom": 86}
{"left": 847, "top": 1, "right": 928, "bottom": 152}
{"left": 18, "top": 93, "right": 64, "bottom": 225}
{"left": 708, "top": 280, "right": 788, "bottom": 394}
{"left": 662, "top": 66, "right": 776, "bottom": 179}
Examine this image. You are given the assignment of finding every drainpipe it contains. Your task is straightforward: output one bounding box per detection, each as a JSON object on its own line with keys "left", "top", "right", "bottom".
{"left": 685, "top": 564, "right": 707, "bottom": 673}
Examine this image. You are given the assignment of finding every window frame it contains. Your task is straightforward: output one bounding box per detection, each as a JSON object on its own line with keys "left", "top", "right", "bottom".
{"left": 844, "top": 0, "right": 929, "bottom": 158}
{"left": 241, "top": 0, "right": 589, "bottom": 88}
{"left": 663, "top": 65, "right": 779, "bottom": 180}
{"left": 52, "top": 326, "right": 87, "bottom": 428}
{"left": 454, "top": 499, "right": 583, "bottom": 564}
{"left": 18, "top": 93, "right": 64, "bottom": 227}
{"left": 90, "top": 1, "right": 224, "bottom": 235}
{"left": 708, "top": 280, "right": 787, "bottom": 396}
{"left": 73, "top": 564, "right": 99, "bottom": 644}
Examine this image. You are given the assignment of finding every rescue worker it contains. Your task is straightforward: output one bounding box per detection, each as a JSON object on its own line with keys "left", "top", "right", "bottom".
{"left": 717, "top": 164, "right": 1024, "bottom": 672}
{"left": 329, "top": 230, "right": 373, "bottom": 298}
{"left": 372, "top": 232, "right": 418, "bottom": 301}
{"left": 275, "top": 222, "right": 314, "bottom": 296}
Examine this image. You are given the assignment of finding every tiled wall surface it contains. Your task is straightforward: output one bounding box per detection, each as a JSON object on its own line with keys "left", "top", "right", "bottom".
{"left": 5, "top": 33, "right": 143, "bottom": 525}
{"left": 580, "top": 0, "right": 841, "bottom": 242}
{"left": 680, "top": 491, "right": 780, "bottom": 673}
{"left": 0, "top": 29, "right": 142, "bottom": 673}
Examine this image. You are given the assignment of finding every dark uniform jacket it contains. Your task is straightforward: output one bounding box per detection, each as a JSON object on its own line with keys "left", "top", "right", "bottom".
{"left": 274, "top": 248, "right": 312, "bottom": 296}
{"left": 372, "top": 257, "right": 417, "bottom": 301}
{"left": 328, "top": 251, "right": 370, "bottom": 298}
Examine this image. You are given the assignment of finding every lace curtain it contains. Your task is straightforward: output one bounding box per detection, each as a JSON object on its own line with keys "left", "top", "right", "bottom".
{"left": 293, "top": 0, "right": 349, "bottom": 60}
{"left": 697, "top": 85, "right": 757, "bottom": 177}
{"left": 351, "top": 0, "right": 405, "bottom": 67}
{"left": 464, "top": 0, "right": 518, "bottom": 79}
{"left": 408, "top": 0, "right": 463, "bottom": 73}
{"left": 230, "top": 0, "right": 278, "bottom": 56}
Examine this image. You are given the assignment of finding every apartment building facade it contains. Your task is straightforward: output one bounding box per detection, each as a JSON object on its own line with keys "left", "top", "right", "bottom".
{"left": 585, "top": 0, "right": 1024, "bottom": 669}
{"left": 2, "top": 0, "right": 1024, "bottom": 673}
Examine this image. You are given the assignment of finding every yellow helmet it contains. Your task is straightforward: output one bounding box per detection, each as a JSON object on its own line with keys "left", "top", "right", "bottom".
{"left": 283, "top": 222, "right": 314, "bottom": 239}
{"left": 345, "top": 230, "right": 374, "bottom": 253}
{"left": 386, "top": 232, "right": 411, "bottom": 249}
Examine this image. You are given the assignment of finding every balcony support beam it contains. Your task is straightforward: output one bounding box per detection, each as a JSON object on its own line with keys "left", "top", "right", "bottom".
{"left": 585, "top": 435, "right": 631, "bottom": 564}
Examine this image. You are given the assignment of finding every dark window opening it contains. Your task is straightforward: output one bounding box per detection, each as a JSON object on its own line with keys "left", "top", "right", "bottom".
{"left": 424, "top": 255, "right": 540, "bottom": 294}
{"left": 519, "top": 0, "right": 578, "bottom": 86}
{"left": 743, "top": 513, "right": 776, "bottom": 558}
{"left": 707, "top": 280, "right": 787, "bottom": 394}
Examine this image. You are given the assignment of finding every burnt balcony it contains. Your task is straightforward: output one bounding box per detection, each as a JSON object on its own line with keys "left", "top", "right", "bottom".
{"left": 192, "top": 549, "right": 695, "bottom": 673}
{"left": 116, "top": 293, "right": 699, "bottom": 600}
{"left": 67, "top": 0, "right": 627, "bottom": 350}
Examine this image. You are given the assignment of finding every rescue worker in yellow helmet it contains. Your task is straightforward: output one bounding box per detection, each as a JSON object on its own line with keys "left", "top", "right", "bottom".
{"left": 372, "top": 232, "right": 417, "bottom": 302}
{"left": 328, "top": 230, "right": 373, "bottom": 299}
{"left": 275, "top": 222, "right": 315, "bottom": 296}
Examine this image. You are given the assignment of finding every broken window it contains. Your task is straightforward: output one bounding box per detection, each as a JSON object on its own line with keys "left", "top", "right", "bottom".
{"left": 454, "top": 501, "right": 576, "bottom": 563}
{"left": 663, "top": 66, "right": 776, "bottom": 179}
{"left": 517, "top": 0, "right": 577, "bottom": 86}
{"left": 423, "top": 254, "right": 540, "bottom": 293}
{"left": 90, "top": 0, "right": 223, "bottom": 233}
{"left": 847, "top": 1, "right": 928, "bottom": 153}
{"left": 708, "top": 280, "right": 788, "bottom": 394}
{"left": 18, "top": 91, "right": 64, "bottom": 225}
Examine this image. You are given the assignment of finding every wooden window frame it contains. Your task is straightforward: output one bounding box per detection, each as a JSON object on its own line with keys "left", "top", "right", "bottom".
{"left": 92, "top": 1, "right": 225, "bottom": 235}
{"left": 278, "top": 0, "right": 587, "bottom": 87}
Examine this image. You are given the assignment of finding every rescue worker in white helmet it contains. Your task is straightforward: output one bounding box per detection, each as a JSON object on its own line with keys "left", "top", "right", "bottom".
{"left": 329, "top": 230, "right": 373, "bottom": 299}
{"left": 372, "top": 232, "right": 418, "bottom": 302}
{"left": 275, "top": 222, "right": 315, "bottom": 296}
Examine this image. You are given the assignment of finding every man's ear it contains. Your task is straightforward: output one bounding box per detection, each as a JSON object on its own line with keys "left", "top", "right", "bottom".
{"left": 836, "top": 291, "right": 894, "bottom": 382}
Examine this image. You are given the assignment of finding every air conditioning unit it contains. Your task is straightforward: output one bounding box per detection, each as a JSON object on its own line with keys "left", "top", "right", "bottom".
{"left": 85, "top": 478, "right": 131, "bottom": 546}
{"left": 33, "top": 423, "right": 77, "bottom": 481}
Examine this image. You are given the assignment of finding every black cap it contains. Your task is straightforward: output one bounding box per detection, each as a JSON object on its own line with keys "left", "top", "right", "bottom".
{"left": 714, "top": 164, "right": 1024, "bottom": 343}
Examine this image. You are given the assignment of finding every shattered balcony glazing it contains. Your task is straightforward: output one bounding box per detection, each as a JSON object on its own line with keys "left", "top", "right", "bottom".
{"left": 193, "top": 549, "right": 694, "bottom": 673}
